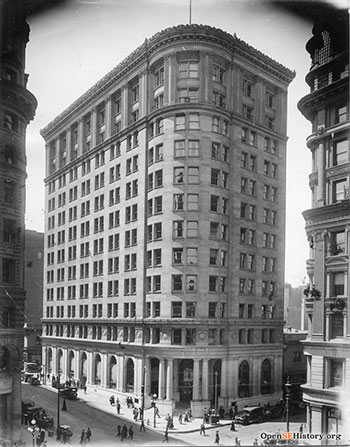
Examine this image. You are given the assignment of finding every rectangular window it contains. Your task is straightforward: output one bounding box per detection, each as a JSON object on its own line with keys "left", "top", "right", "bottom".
{"left": 174, "top": 140, "right": 185, "bottom": 157}
{"left": 171, "top": 302, "right": 182, "bottom": 318}
{"left": 172, "top": 275, "right": 183, "bottom": 291}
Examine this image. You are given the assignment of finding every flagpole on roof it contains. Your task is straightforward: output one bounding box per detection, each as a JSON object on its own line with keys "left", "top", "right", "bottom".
{"left": 189, "top": 0, "right": 192, "bottom": 24}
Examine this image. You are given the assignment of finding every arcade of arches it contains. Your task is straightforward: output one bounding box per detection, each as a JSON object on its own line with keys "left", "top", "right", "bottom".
{"left": 43, "top": 346, "right": 282, "bottom": 413}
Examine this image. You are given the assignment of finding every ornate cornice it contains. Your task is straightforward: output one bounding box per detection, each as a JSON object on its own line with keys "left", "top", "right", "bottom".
{"left": 41, "top": 24, "right": 295, "bottom": 137}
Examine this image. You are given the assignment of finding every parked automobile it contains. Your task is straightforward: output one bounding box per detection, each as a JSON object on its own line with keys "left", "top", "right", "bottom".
{"left": 59, "top": 386, "right": 78, "bottom": 400}
{"left": 234, "top": 406, "right": 265, "bottom": 425}
{"left": 24, "top": 406, "right": 54, "bottom": 429}
{"left": 28, "top": 375, "right": 40, "bottom": 385}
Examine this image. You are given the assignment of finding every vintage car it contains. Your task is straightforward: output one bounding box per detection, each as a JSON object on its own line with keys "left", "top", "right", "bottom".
{"left": 234, "top": 406, "right": 265, "bottom": 425}
{"left": 28, "top": 375, "right": 40, "bottom": 385}
{"left": 24, "top": 406, "right": 54, "bottom": 429}
{"left": 59, "top": 386, "right": 78, "bottom": 400}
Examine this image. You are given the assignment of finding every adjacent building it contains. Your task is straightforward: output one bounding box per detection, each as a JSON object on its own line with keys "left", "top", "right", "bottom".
{"left": 23, "top": 229, "right": 44, "bottom": 365}
{"left": 41, "top": 24, "right": 295, "bottom": 415}
{"left": 298, "top": 10, "right": 350, "bottom": 437}
{"left": 284, "top": 283, "right": 308, "bottom": 331}
{"left": 0, "top": 0, "right": 37, "bottom": 444}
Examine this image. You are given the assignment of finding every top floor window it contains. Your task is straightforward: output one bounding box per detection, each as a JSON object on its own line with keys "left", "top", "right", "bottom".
{"left": 155, "top": 66, "right": 164, "bottom": 87}
{"left": 243, "top": 79, "right": 253, "bottom": 98}
{"left": 212, "top": 64, "right": 225, "bottom": 84}
{"left": 179, "top": 61, "right": 199, "bottom": 78}
{"left": 130, "top": 80, "right": 139, "bottom": 103}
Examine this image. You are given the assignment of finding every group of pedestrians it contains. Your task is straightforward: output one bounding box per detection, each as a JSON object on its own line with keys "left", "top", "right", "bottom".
{"left": 79, "top": 427, "right": 91, "bottom": 444}
{"left": 116, "top": 424, "right": 134, "bottom": 441}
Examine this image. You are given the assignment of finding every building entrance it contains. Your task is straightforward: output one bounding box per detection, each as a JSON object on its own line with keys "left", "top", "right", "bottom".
{"left": 178, "top": 359, "right": 193, "bottom": 402}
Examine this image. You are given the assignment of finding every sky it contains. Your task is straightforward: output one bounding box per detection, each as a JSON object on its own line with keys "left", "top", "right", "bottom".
{"left": 24, "top": 0, "right": 321, "bottom": 286}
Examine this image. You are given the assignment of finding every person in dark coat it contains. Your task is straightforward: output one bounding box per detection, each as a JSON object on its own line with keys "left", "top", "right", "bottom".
{"left": 121, "top": 424, "right": 128, "bottom": 440}
{"left": 230, "top": 420, "right": 236, "bottom": 431}
{"left": 62, "top": 399, "right": 67, "bottom": 411}
{"left": 200, "top": 423, "right": 206, "bottom": 435}
{"left": 128, "top": 426, "right": 134, "bottom": 440}
{"left": 162, "top": 428, "right": 169, "bottom": 443}
{"left": 86, "top": 427, "right": 91, "bottom": 442}
{"left": 214, "top": 430, "right": 220, "bottom": 445}
{"left": 116, "top": 425, "right": 121, "bottom": 437}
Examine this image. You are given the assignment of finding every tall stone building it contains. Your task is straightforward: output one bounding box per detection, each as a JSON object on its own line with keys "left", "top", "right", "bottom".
{"left": 298, "top": 9, "right": 350, "bottom": 437}
{"left": 24, "top": 230, "right": 44, "bottom": 365}
{"left": 41, "top": 24, "right": 294, "bottom": 415}
{"left": 0, "top": 0, "right": 37, "bottom": 444}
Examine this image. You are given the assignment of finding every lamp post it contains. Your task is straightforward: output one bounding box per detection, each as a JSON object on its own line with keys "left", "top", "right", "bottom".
{"left": 214, "top": 371, "right": 218, "bottom": 415}
{"left": 151, "top": 394, "right": 157, "bottom": 428}
{"left": 285, "top": 376, "right": 292, "bottom": 433}
{"left": 141, "top": 366, "right": 146, "bottom": 429}
{"left": 56, "top": 374, "right": 61, "bottom": 440}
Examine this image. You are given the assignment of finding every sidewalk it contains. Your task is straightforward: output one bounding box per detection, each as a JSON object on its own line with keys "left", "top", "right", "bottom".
{"left": 54, "top": 384, "right": 230, "bottom": 435}
{"left": 23, "top": 384, "right": 304, "bottom": 446}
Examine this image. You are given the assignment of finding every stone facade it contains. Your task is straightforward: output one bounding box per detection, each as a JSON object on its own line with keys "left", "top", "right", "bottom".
{"left": 298, "top": 10, "right": 350, "bottom": 438}
{"left": 0, "top": 0, "right": 37, "bottom": 445}
{"left": 41, "top": 24, "right": 294, "bottom": 416}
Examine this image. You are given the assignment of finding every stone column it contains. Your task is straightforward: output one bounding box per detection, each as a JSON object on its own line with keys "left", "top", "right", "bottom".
{"left": 121, "top": 84, "right": 128, "bottom": 129}
{"left": 52, "top": 346, "right": 57, "bottom": 376}
{"left": 325, "top": 312, "right": 330, "bottom": 340}
{"left": 317, "top": 141, "right": 325, "bottom": 205}
{"left": 66, "top": 127, "right": 72, "bottom": 162}
{"left": 220, "top": 358, "right": 228, "bottom": 399}
{"left": 101, "top": 353, "right": 108, "bottom": 388}
{"left": 166, "top": 52, "right": 177, "bottom": 105}
{"left": 202, "top": 359, "right": 209, "bottom": 400}
{"left": 145, "top": 357, "right": 151, "bottom": 396}
{"left": 193, "top": 359, "right": 200, "bottom": 400}
{"left": 117, "top": 355, "right": 124, "bottom": 393}
{"left": 77, "top": 118, "right": 83, "bottom": 156}
{"left": 158, "top": 358, "right": 165, "bottom": 399}
{"left": 105, "top": 96, "right": 112, "bottom": 139}
{"left": 200, "top": 51, "right": 210, "bottom": 103}
{"left": 173, "top": 360, "right": 179, "bottom": 397}
{"left": 140, "top": 70, "right": 148, "bottom": 117}
{"left": 166, "top": 359, "right": 173, "bottom": 400}
{"left": 91, "top": 108, "right": 97, "bottom": 149}
{"left": 87, "top": 351, "right": 93, "bottom": 384}
{"left": 252, "top": 357, "right": 260, "bottom": 396}
{"left": 343, "top": 312, "right": 347, "bottom": 338}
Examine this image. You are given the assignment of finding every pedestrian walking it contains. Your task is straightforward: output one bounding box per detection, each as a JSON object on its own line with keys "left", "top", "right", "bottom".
{"left": 84, "top": 385, "right": 87, "bottom": 394}
{"left": 299, "top": 424, "right": 303, "bottom": 434}
{"left": 116, "top": 425, "right": 121, "bottom": 437}
{"left": 122, "top": 424, "right": 128, "bottom": 440}
{"left": 230, "top": 420, "right": 236, "bottom": 431}
{"left": 200, "top": 423, "right": 206, "bottom": 435}
{"left": 214, "top": 430, "right": 220, "bottom": 445}
{"left": 162, "top": 428, "right": 169, "bottom": 443}
{"left": 155, "top": 407, "right": 161, "bottom": 418}
{"left": 178, "top": 413, "right": 182, "bottom": 424}
{"left": 253, "top": 439, "right": 259, "bottom": 446}
{"left": 62, "top": 399, "right": 67, "bottom": 411}
{"left": 139, "top": 419, "right": 145, "bottom": 432}
{"left": 86, "top": 427, "right": 91, "bottom": 442}
{"left": 80, "top": 429, "right": 86, "bottom": 444}
{"left": 109, "top": 395, "right": 115, "bottom": 406}
{"left": 116, "top": 402, "right": 121, "bottom": 414}
{"left": 128, "top": 426, "right": 134, "bottom": 440}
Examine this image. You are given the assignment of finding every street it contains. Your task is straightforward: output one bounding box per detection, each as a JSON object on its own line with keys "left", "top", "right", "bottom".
{"left": 22, "top": 382, "right": 307, "bottom": 446}
{"left": 22, "top": 383, "right": 188, "bottom": 446}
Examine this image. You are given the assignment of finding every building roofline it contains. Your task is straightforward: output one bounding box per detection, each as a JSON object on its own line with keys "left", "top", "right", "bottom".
{"left": 40, "top": 24, "right": 295, "bottom": 137}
